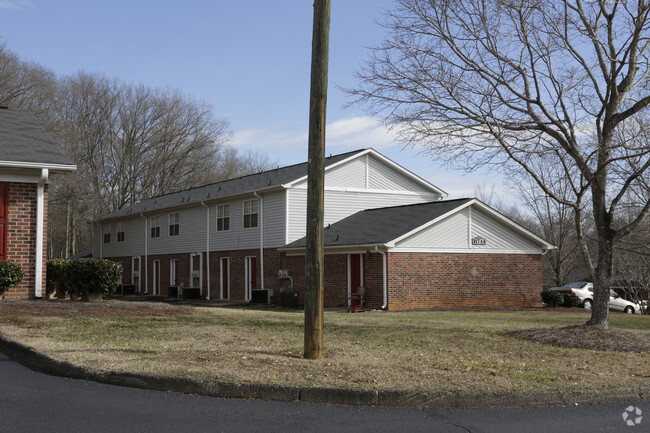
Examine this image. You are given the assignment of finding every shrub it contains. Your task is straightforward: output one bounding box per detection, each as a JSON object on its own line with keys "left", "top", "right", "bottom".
{"left": 47, "top": 258, "right": 122, "bottom": 301}
{"left": 46, "top": 258, "right": 70, "bottom": 297}
{"left": 540, "top": 290, "right": 564, "bottom": 307}
{"left": 561, "top": 293, "right": 581, "bottom": 308}
{"left": 67, "top": 258, "right": 122, "bottom": 300}
{"left": 0, "top": 261, "right": 24, "bottom": 294}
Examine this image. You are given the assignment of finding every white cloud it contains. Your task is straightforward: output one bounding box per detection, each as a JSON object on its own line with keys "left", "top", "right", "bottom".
{"left": 0, "top": 0, "right": 34, "bottom": 9}
{"left": 231, "top": 116, "right": 399, "bottom": 159}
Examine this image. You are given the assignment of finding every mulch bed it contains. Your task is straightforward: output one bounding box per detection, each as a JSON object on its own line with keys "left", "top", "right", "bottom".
{"left": 507, "top": 325, "right": 650, "bottom": 353}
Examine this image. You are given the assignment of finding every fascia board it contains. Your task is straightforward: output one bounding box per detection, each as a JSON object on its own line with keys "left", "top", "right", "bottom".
{"left": 0, "top": 160, "right": 77, "bottom": 172}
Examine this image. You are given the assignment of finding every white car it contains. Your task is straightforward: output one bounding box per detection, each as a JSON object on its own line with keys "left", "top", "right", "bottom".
{"left": 551, "top": 282, "right": 641, "bottom": 314}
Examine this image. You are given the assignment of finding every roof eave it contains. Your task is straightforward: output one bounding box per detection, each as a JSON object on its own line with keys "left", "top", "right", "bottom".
{"left": 0, "top": 160, "right": 77, "bottom": 172}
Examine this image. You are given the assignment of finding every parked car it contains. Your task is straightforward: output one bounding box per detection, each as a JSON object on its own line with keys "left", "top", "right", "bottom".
{"left": 550, "top": 282, "right": 641, "bottom": 314}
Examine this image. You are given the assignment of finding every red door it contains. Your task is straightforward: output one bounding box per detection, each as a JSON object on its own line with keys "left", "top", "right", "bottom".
{"left": 220, "top": 258, "right": 229, "bottom": 299}
{"left": 0, "top": 183, "right": 7, "bottom": 260}
{"left": 350, "top": 254, "right": 364, "bottom": 307}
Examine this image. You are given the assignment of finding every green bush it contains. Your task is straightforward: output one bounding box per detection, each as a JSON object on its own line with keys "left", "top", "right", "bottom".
{"left": 540, "top": 290, "right": 564, "bottom": 307}
{"left": 561, "top": 293, "right": 581, "bottom": 308}
{"left": 0, "top": 261, "right": 24, "bottom": 294}
{"left": 47, "top": 258, "right": 122, "bottom": 301}
{"left": 46, "top": 258, "right": 70, "bottom": 296}
{"left": 541, "top": 290, "right": 581, "bottom": 308}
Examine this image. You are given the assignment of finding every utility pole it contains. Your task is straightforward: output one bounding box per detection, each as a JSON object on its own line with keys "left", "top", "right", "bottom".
{"left": 304, "top": 0, "right": 331, "bottom": 360}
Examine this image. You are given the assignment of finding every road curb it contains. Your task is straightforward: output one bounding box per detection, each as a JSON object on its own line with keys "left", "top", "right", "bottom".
{"left": 0, "top": 333, "right": 647, "bottom": 408}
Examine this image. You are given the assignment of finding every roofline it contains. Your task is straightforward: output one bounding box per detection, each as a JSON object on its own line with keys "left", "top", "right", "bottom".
{"left": 282, "top": 148, "right": 448, "bottom": 197}
{"left": 388, "top": 198, "right": 555, "bottom": 249}
{"left": 96, "top": 184, "right": 286, "bottom": 222}
{"left": 278, "top": 243, "right": 387, "bottom": 255}
{"left": 0, "top": 160, "right": 77, "bottom": 171}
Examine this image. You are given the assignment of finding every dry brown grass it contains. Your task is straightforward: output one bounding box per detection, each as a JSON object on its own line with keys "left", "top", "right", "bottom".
{"left": 0, "top": 300, "right": 648, "bottom": 394}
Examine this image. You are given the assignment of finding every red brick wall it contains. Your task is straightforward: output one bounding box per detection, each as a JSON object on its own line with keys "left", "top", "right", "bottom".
{"left": 104, "top": 249, "right": 543, "bottom": 310}
{"left": 386, "top": 252, "right": 542, "bottom": 310}
{"left": 275, "top": 253, "right": 385, "bottom": 309}
{"left": 3, "top": 182, "right": 48, "bottom": 299}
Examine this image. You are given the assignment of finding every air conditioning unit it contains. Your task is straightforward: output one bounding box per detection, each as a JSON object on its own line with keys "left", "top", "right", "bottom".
{"left": 251, "top": 289, "right": 273, "bottom": 304}
{"left": 278, "top": 270, "right": 289, "bottom": 279}
{"left": 191, "top": 270, "right": 200, "bottom": 278}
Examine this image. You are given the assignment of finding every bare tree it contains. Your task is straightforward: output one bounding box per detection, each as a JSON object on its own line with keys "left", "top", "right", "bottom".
{"left": 54, "top": 72, "right": 233, "bottom": 215}
{"left": 350, "top": 0, "right": 650, "bottom": 328}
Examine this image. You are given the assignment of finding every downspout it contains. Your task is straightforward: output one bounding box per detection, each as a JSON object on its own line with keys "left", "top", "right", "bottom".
{"left": 201, "top": 201, "right": 211, "bottom": 300}
{"left": 34, "top": 168, "right": 48, "bottom": 298}
{"left": 253, "top": 192, "right": 264, "bottom": 290}
{"left": 375, "top": 245, "right": 388, "bottom": 310}
{"left": 140, "top": 214, "right": 148, "bottom": 294}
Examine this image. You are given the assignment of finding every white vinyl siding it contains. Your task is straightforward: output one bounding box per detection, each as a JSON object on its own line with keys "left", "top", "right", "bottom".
{"left": 399, "top": 208, "right": 470, "bottom": 248}
{"left": 367, "top": 155, "right": 432, "bottom": 192}
{"left": 287, "top": 188, "right": 433, "bottom": 243}
{"left": 148, "top": 206, "right": 206, "bottom": 255}
{"left": 470, "top": 208, "right": 540, "bottom": 251}
{"left": 97, "top": 216, "right": 145, "bottom": 258}
{"left": 325, "top": 157, "right": 367, "bottom": 188}
{"left": 395, "top": 206, "right": 541, "bottom": 253}
{"left": 292, "top": 152, "right": 439, "bottom": 195}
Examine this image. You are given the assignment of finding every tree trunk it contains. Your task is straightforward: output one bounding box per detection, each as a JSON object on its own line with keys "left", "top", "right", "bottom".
{"left": 587, "top": 184, "right": 613, "bottom": 328}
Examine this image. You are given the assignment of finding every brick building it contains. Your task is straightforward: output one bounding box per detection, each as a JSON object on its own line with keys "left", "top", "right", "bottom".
{"left": 0, "top": 107, "right": 76, "bottom": 299}
{"left": 95, "top": 149, "right": 553, "bottom": 310}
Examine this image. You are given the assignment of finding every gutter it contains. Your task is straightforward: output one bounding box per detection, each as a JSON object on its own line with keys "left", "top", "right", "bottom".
{"left": 253, "top": 192, "right": 264, "bottom": 290}
{"left": 140, "top": 214, "right": 148, "bottom": 294}
{"left": 201, "top": 202, "right": 211, "bottom": 300}
{"left": 34, "top": 169, "right": 48, "bottom": 298}
{"left": 375, "top": 246, "right": 388, "bottom": 310}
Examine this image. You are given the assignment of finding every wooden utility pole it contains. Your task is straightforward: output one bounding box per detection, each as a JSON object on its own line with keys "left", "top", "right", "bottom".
{"left": 304, "top": 0, "right": 331, "bottom": 360}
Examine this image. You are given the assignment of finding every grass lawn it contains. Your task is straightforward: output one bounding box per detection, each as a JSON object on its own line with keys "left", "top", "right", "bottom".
{"left": 0, "top": 301, "right": 647, "bottom": 394}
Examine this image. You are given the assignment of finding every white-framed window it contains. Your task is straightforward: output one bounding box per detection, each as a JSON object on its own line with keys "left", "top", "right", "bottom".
{"left": 216, "top": 204, "right": 230, "bottom": 231}
{"left": 103, "top": 224, "right": 111, "bottom": 244}
{"left": 169, "top": 212, "right": 179, "bottom": 237}
{"left": 150, "top": 216, "right": 160, "bottom": 239}
{"left": 117, "top": 222, "right": 125, "bottom": 242}
{"left": 243, "top": 199, "right": 259, "bottom": 229}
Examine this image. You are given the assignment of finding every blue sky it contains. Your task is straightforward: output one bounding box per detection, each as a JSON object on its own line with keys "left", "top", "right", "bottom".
{"left": 0, "top": 0, "right": 505, "bottom": 199}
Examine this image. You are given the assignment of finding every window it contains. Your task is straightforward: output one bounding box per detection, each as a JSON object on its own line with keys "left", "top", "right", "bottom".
{"left": 216, "top": 204, "right": 230, "bottom": 231}
{"left": 150, "top": 216, "right": 160, "bottom": 238}
{"left": 103, "top": 224, "right": 111, "bottom": 244}
{"left": 169, "top": 212, "right": 179, "bottom": 237}
{"left": 117, "top": 222, "right": 125, "bottom": 242}
{"left": 243, "top": 199, "right": 259, "bottom": 228}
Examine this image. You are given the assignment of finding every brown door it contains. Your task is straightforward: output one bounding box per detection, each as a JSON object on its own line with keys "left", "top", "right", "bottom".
{"left": 0, "top": 183, "right": 7, "bottom": 260}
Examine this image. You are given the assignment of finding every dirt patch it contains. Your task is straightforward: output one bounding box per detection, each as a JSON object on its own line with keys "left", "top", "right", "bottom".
{"left": 507, "top": 325, "right": 650, "bottom": 353}
{"left": 0, "top": 300, "right": 193, "bottom": 320}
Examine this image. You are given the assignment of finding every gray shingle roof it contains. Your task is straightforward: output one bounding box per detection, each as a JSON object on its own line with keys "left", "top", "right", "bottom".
{"left": 283, "top": 198, "right": 474, "bottom": 249}
{"left": 100, "top": 149, "right": 367, "bottom": 220}
{"left": 0, "top": 107, "right": 74, "bottom": 168}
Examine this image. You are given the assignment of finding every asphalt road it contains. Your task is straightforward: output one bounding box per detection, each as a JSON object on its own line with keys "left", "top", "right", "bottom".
{"left": 0, "top": 353, "right": 646, "bottom": 433}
